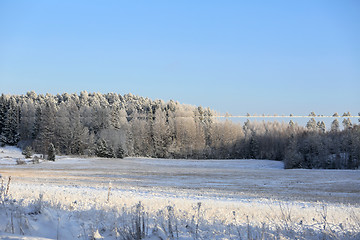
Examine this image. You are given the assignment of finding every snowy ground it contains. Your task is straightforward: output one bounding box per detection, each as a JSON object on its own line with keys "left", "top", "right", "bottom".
{"left": 0, "top": 146, "right": 359, "bottom": 239}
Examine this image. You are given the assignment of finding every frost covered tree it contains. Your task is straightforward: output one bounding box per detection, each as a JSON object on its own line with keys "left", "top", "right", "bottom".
{"left": 152, "top": 108, "right": 170, "bottom": 158}
{"left": 331, "top": 119, "right": 340, "bottom": 132}
{"left": 35, "top": 101, "right": 56, "bottom": 154}
{"left": 317, "top": 121, "right": 326, "bottom": 133}
{"left": 19, "top": 99, "right": 36, "bottom": 141}
{"left": 309, "top": 111, "right": 316, "bottom": 117}
{"left": 284, "top": 135, "right": 303, "bottom": 169}
{"left": 342, "top": 118, "right": 352, "bottom": 130}
{"left": 306, "top": 118, "right": 317, "bottom": 132}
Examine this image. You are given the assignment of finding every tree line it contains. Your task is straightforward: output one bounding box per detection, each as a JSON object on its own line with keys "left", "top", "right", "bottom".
{"left": 0, "top": 91, "right": 359, "bottom": 169}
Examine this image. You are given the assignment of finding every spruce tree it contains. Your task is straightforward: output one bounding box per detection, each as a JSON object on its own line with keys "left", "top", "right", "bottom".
{"left": 116, "top": 146, "right": 125, "bottom": 159}
{"left": 331, "top": 119, "right": 340, "bottom": 132}
{"left": 95, "top": 139, "right": 107, "bottom": 157}
{"left": 48, "top": 143, "right": 56, "bottom": 161}
{"left": 284, "top": 135, "right": 303, "bottom": 169}
{"left": 0, "top": 99, "right": 20, "bottom": 145}
{"left": 317, "top": 121, "right": 326, "bottom": 133}
{"left": 22, "top": 146, "right": 33, "bottom": 159}
{"left": 95, "top": 139, "right": 115, "bottom": 158}
{"left": 306, "top": 118, "right": 317, "bottom": 132}
{"left": 0, "top": 95, "right": 7, "bottom": 136}
{"left": 342, "top": 118, "right": 352, "bottom": 130}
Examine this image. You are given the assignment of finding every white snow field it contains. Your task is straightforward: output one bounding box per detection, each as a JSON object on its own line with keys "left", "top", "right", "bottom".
{"left": 0, "top": 147, "right": 360, "bottom": 239}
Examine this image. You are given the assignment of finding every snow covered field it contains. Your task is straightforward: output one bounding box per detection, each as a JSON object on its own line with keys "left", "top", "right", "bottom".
{"left": 0, "top": 147, "right": 359, "bottom": 239}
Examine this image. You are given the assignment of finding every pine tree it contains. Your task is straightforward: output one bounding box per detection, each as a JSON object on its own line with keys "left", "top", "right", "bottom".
{"left": 32, "top": 106, "right": 42, "bottom": 139}
{"left": 0, "top": 98, "right": 20, "bottom": 145}
{"left": 22, "top": 146, "right": 33, "bottom": 159}
{"left": 116, "top": 146, "right": 125, "bottom": 159}
{"left": 0, "top": 95, "right": 8, "bottom": 136}
{"left": 331, "top": 119, "right": 340, "bottom": 132}
{"left": 342, "top": 118, "right": 352, "bottom": 130}
{"left": 95, "top": 139, "right": 115, "bottom": 158}
{"left": 95, "top": 139, "right": 107, "bottom": 157}
{"left": 48, "top": 143, "right": 56, "bottom": 161}
{"left": 284, "top": 135, "right": 303, "bottom": 169}
{"left": 36, "top": 101, "right": 56, "bottom": 153}
{"left": 306, "top": 118, "right": 317, "bottom": 132}
{"left": 248, "top": 137, "right": 259, "bottom": 159}
{"left": 317, "top": 121, "right": 326, "bottom": 133}
{"left": 152, "top": 109, "right": 170, "bottom": 158}
{"left": 289, "top": 120, "right": 295, "bottom": 129}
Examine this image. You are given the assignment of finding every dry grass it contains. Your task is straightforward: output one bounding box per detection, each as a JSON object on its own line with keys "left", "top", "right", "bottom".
{"left": 1, "top": 178, "right": 359, "bottom": 239}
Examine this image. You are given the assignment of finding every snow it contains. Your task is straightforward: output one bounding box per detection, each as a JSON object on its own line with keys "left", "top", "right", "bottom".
{"left": 0, "top": 146, "right": 359, "bottom": 239}
{"left": 0, "top": 233, "right": 53, "bottom": 240}
{"left": 0, "top": 146, "right": 42, "bottom": 166}
{"left": 0, "top": 146, "right": 24, "bottom": 165}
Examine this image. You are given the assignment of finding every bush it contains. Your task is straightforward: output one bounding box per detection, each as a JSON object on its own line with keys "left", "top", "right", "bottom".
{"left": 16, "top": 158, "right": 26, "bottom": 165}
{"left": 32, "top": 156, "right": 40, "bottom": 164}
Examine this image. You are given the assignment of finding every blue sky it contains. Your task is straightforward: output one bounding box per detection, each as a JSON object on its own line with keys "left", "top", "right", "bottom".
{"left": 0, "top": 0, "right": 359, "bottom": 116}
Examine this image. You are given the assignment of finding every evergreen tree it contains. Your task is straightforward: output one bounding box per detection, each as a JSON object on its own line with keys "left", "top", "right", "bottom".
{"left": 95, "top": 139, "right": 107, "bottom": 157}
{"left": 306, "top": 118, "right": 317, "bottom": 132}
{"left": 95, "top": 139, "right": 115, "bottom": 158}
{"left": 152, "top": 109, "right": 170, "bottom": 158}
{"left": 317, "top": 121, "right": 326, "bottom": 133}
{"left": 35, "top": 101, "right": 56, "bottom": 153}
{"left": 342, "top": 118, "right": 352, "bottom": 130}
{"left": 0, "top": 94, "right": 8, "bottom": 136}
{"left": 19, "top": 100, "right": 36, "bottom": 141}
{"left": 248, "top": 137, "right": 259, "bottom": 159}
{"left": 288, "top": 120, "right": 295, "bottom": 129}
{"left": 48, "top": 143, "right": 56, "bottom": 161}
{"left": 116, "top": 146, "right": 125, "bottom": 159}
{"left": 32, "top": 106, "right": 42, "bottom": 139}
{"left": 22, "top": 146, "right": 33, "bottom": 159}
{"left": 0, "top": 99, "right": 20, "bottom": 145}
{"left": 331, "top": 119, "right": 340, "bottom": 132}
{"left": 284, "top": 135, "right": 303, "bottom": 169}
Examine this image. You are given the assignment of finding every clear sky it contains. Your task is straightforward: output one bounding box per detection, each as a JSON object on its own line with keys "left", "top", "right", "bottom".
{"left": 0, "top": 0, "right": 359, "bottom": 116}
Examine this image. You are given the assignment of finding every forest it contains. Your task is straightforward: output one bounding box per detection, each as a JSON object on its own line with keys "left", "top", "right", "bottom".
{"left": 0, "top": 91, "right": 359, "bottom": 169}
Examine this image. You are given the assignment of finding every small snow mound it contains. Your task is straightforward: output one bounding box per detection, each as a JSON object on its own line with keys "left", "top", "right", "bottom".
{"left": 92, "top": 230, "right": 103, "bottom": 239}
{"left": 146, "top": 226, "right": 167, "bottom": 240}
